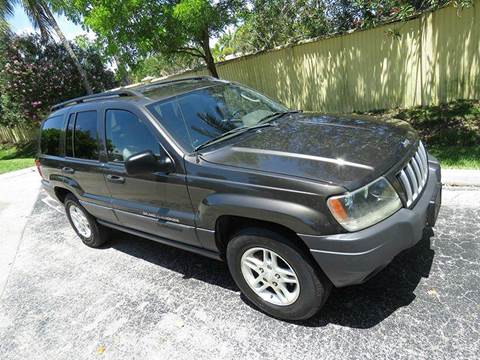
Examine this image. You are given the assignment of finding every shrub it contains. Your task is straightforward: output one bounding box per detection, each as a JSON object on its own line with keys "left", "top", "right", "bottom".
{"left": 0, "top": 33, "right": 118, "bottom": 128}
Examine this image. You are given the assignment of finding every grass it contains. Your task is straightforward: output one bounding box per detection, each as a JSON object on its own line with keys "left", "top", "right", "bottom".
{"left": 0, "top": 142, "right": 36, "bottom": 174}
{"left": 357, "top": 100, "right": 480, "bottom": 169}
{"left": 429, "top": 145, "right": 480, "bottom": 169}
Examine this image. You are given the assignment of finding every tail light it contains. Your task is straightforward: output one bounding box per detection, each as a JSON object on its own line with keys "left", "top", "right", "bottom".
{"left": 35, "top": 159, "right": 44, "bottom": 179}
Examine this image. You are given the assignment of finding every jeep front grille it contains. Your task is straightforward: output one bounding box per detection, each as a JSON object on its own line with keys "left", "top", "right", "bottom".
{"left": 397, "top": 141, "right": 429, "bottom": 207}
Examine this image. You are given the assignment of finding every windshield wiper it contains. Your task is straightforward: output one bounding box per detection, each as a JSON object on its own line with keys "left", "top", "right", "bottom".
{"left": 194, "top": 122, "right": 274, "bottom": 152}
{"left": 258, "top": 110, "right": 301, "bottom": 124}
{"left": 193, "top": 111, "right": 300, "bottom": 152}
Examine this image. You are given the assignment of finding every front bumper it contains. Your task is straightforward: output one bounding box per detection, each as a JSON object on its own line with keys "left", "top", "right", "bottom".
{"left": 300, "top": 158, "right": 442, "bottom": 287}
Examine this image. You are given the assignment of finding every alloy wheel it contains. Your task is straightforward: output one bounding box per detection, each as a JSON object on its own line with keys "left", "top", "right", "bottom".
{"left": 69, "top": 204, "right": 92, "bottom": 238}
{"left": 240, "top": 247, "right": 300, "bottom": 306}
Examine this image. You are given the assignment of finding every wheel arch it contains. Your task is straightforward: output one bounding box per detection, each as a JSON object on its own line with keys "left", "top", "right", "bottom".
{"left": 198, "top": 194, "right": 324, "bottom": 234}
{"left": 214, "top": 215, "right": 315, "bottom": 266}
{"left": 54, "top": 186, "right": 75, "bottom": 203}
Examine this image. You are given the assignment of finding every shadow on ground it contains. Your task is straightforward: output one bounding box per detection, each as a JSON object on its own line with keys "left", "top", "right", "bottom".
{"left": 108, "top": 229, "right": 434, "bottom": 329}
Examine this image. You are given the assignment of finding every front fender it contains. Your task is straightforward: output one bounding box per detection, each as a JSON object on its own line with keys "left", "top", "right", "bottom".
{"left": 197, "top": 193, "right": 325, "bottom": 234}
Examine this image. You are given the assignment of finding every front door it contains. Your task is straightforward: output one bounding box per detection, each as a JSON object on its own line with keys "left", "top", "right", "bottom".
{"left": 100, "top": 107, "right": 200, "bottom": 247}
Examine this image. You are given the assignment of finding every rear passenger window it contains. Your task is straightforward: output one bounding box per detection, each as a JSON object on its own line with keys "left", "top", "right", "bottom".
{"left": 105, "top": 110, "right": 159, "bottom": 162}
{"left": 74, "top": 111, "right": 99, "bottom": 160}
{"left": 40, "top": 115, "right": 64, "bottom": 156}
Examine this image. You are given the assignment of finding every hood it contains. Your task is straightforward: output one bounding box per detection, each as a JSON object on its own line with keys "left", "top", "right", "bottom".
{"left": 200, "top": 113, "right": 418, "bottom": 190}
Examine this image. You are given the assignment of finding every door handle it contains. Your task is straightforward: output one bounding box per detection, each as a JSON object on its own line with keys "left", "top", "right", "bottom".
{"left": 106, "top": 174, "right": 125, "bottom": 184}
{"left": 62, "top": 167, "right": 75, "bottom": 174}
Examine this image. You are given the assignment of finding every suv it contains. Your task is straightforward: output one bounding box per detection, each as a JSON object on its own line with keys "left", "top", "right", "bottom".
{"left": 37, "top": 76, "right": 442, "bottom": 321}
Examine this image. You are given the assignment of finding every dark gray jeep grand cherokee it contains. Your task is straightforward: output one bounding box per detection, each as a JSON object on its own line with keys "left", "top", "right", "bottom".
{"left": 37, "top": 76, "right": 442, "bottom": 320}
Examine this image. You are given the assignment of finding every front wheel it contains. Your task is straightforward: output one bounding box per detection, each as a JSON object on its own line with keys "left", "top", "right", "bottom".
{"left": 226, "top": 228, "right": 331, "bottom": 321}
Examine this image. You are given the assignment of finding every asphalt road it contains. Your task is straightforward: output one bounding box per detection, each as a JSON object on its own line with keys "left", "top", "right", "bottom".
{"left": 0, "top": 173, "right": 479, "bottom": 359}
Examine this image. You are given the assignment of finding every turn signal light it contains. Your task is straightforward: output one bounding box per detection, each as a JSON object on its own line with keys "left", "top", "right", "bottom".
{"left": 327, "top": 198, "right": 348, "bottom": 221}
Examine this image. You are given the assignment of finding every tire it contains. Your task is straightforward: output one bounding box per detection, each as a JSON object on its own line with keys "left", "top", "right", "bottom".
{"left": 64, "top": 194, "right": 109, "bottom": 248}
{"left": 226, "top": 227, "right": 331, "bottom": 321}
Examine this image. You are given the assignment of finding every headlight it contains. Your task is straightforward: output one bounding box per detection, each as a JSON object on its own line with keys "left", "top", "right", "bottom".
{"left": 327, "top": 177, "right": 402, "bottom": 232}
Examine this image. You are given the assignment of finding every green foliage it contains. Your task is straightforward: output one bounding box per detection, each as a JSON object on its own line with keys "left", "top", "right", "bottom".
{"left": 73, "top": 34, "right": 111, "bottom": 65}
{"left": 173, "top": 0, "right": 224, "bottom": 37}
{"left": 233, "top": 0, "right": 330, "bottom": 52}
{"left": 130, "top": 53, "right": 203, "bottom": 82}
{"left": 211, "top": 31, "right": 237, "bottom": 61}
{"left": 0, "top": 142, "right": 36, "bottom": 159}
{"left": 395, "top": 100, "right": 480, "bottom": 147}
{"left": 56, "top": 0, "right": 241, "bottom": 77}
{"left": 360, "top": 100, "right": 480, "bottom": 148}
{"left": 211, "top": 27, "right": 254, "bottom": 61}
{"left": 0, "top": 33, "right": 117, "bottom": 127}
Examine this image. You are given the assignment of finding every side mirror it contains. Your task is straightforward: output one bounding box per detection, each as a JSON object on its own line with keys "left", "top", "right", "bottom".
{"left": 125, "top": 150, "right": 174, "bottom": 175}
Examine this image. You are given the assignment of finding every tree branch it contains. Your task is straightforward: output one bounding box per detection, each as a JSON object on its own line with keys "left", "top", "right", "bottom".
{"left": 175, "top": 48, "right": 205, "bottom": 59}
{"left": 178, "top": 47, "right": 205, "bottom": 58}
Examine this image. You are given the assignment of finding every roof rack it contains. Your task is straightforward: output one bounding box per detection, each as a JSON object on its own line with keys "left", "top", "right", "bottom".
{"left": 50, "top": 89, "right": 142, "bottom": 112}
{"left": 139, "top": 75, "right": 220, "bottom": 89}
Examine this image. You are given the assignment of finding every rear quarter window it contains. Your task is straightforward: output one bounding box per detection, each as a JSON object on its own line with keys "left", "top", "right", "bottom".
{"left": 40, "top": 115, "right": 64, "bottom": 156}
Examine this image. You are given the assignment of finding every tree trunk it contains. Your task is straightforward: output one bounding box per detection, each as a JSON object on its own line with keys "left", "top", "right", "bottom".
{"left": 201, "top": 30, "right": 219, "bottom": 78}
{"left": 44, "top": 6, "right": 93, "bottom": 94}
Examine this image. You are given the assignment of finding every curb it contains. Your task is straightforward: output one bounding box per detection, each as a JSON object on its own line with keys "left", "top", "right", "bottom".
{"left": 442, "top": 169, "right": 480, "bottom": 187}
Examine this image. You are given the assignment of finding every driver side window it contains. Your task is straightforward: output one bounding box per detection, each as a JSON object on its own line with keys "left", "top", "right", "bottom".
{"left": 105, "top": 109, "right": 159, "bottom": 162}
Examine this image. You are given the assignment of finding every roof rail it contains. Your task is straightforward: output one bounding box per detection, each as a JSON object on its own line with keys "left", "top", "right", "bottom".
{"left": 143, "top": 75, "right": 218, "bottom": 87}
{"left": 50, "top": 89, "right": 142, "bottom": 112}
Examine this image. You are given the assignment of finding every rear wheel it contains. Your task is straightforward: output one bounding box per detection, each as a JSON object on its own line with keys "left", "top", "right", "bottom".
{"left": 64, "top": 194, "right": 109, "bottom": 248}
{"left": 226, "top": 228, "right": 331, "bottom": 321}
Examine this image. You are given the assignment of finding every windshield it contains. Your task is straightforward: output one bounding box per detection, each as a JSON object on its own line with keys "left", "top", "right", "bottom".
{"left": 147, "top": 83, "right": 288, "bottom": 152}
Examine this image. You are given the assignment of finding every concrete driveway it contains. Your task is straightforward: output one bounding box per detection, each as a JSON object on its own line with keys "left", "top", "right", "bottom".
{"left": 0, "top": 170, "right": 479, "bottom": 359}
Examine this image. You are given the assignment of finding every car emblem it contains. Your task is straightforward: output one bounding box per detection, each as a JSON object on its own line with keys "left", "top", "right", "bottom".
{"left": 401, "top": 139, "right": 410, "bottom": 148}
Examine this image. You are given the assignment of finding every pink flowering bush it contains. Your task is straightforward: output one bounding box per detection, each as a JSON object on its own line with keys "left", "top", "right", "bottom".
{"left": 0, "top": 33, "right": 117, "bottom": 127}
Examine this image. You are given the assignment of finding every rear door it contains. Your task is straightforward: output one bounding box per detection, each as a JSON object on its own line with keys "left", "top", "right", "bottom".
{"left": 100, "top": 105, "right": 200, "bottom": 247}
{"left": 63, "top": 105, "right": 117, "bottom": 223}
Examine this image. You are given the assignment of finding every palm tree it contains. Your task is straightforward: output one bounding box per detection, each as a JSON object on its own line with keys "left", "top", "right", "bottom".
{"left": 0, "top": 0, "right": 93, "bottom": 94}
{"left": 0, "top": 1, "right": 12, "bottom": 33}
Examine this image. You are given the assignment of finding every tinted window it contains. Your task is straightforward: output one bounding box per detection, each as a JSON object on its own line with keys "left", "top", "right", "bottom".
{"left": 65, "top": 113, "right": 75, "bottom": 157}
{"left": 153, "top": 100, "right": 191, "bottom": 150}
{"left": 40, "top": 115, "right": 64, "bottom": 156}
{"left": 147, "top": 83, "right": 286, "bottom": 152}
{"left": 105, "top": 110, "right": 159, "bottom": 162}
{"left": 74, "top": 111, "right": 99, "bottom": 160}
{"left": 177, "top": 91, "right": 231, "bottom": 150}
